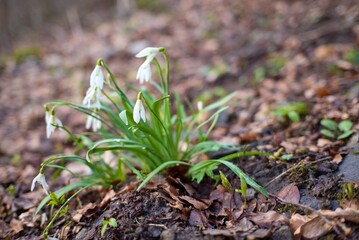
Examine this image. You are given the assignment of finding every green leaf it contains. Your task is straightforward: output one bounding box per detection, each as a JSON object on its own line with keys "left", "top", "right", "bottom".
{"left": 219, "top": 171, "right": 232, "bottom": 191}
{"left": 288, "top": 111, "right": 300, "bottom": 122}
{"left": 214, "top": 160, "right": 268, "bottom": 197}
{"left": 320, "top": 129, "right": 336, "bottom": 139}
{"left": 108, "top": 218, "right": 118, "bottom": 227}
{"left": 137, "top": 161, "right": 192, "bottom": 190}
{"left": 338, "top": 120, "right": 353, "bottom": 132}
{"left": 338, "top": 130, "right": 354, "bottom": 140}
{"left": 320, "top": 119, "right": 338, "bottom": 131}
{"left": 35, "top": 181, "right": 92, "bottom": 215}
{"left": 281, "top": 154, "right": 292, "bottom": 161}
{"left": 101, "top": 222, "right": 108, "bottom": 237}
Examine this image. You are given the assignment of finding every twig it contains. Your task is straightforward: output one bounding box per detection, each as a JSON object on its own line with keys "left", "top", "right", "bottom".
{"left": 265, "top": 156, "right": 332, "bottom": 187}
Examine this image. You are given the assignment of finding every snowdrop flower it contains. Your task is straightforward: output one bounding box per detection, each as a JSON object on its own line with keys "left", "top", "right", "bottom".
{"left": 197, "top": 101, "right": 203, "bottom": 111}
{"left": 133, "top": 92, "right": 146, "bottom": 124}
{"left": 31, "top": 172, "right": 49, "bottom": 195}
{"left": 82, "top": 86, "right": 102, "bottom": 109}
{"left": 86, "top": 112, "right": 101, "bottom": 132}
{"left": 90, "top": 64, "right": 104, "bottom": 90}
{"left": 45, "top": 109, "right": 63, "bottom": 139}
{"left": 135, "top": 47, "right": 162, "bottom": 84}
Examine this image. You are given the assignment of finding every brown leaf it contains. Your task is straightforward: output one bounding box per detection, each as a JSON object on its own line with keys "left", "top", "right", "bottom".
{"left": 249, "top": 211, "right": 288, "bottom": 227}
{"left": 10, "top": 218, "right": 23, "bottom": 234}
{"left": 277, "top": 183, "right": 300, "bottom": 204}
{"left": 203, "top": 218, "right": 254, "bottom": 236}
{"left": 295, "top": 215, "right": 332, "bottom": 239}
{"left": 100, "top": 190, "right": 116, "bottom": 207}
{"left": 72, "top": 203, "right": 96, "bottom": 222}
{"left": 178, "top": 196, "right": 211, "bottom": 210}
{"left": 188, "top": 209, "right": 208, "bottom": 227}
{"left": 290, "top": 213, "right": 316, "bottom": 232}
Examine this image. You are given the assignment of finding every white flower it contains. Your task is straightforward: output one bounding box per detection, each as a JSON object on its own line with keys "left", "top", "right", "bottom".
{"left": 136, "top": 47, "right": 161, "bottom": 60}
{"left": 136, "top": 60, "right": 152, "bottom": 84}
{"left": 86, "top": 113, "right": 101, "bottom": 132}
{"left": 45, "top": 111, "right": 63, "bottom": 139}
{"left": 31, "top": 173, "right": 49, "bottom": 195}
{"left": 135, "top": 47, "right": 161, "bottom": 84}
{"left": 90, "top": 65, "right": 104, "bottom": 89}
{"left": 82, "top": 86, "right": 102, "bottom": 109}
{"left": 197, "top": 101, "right": 203, "bottom": 111}
{"left": 133, "top": 99, "right": 146, "bottom": 124}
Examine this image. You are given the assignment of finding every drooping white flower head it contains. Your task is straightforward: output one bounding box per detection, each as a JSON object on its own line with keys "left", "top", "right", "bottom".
{"left": 45, "top": 109, "right": 63, "bottom": 139}
{"left": 82, "top": 86, "right": 102, "bottom": 109}
{"left": 90, "top": 65, "right": 104, "bottom": 90}
{"left": 136, "top": 60, "right": 152, "bottom": 84}
{"left": 31, "top": 172, "right": 49, "bottom": 195}
{"left": 135, "top": 47, "right": 161, "bottom": 84}
{"left": 133, "top": 92, "right": 146, "bottom": 124}
{"left": 86, "top": 112, "right": 102, "bottom": 132}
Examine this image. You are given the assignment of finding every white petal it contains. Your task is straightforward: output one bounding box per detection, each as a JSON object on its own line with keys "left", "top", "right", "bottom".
{"left": 90, "top": 65, "right": 104, "bottom": 89}
{"left": 136, "top": 62, "right": 148, "bottom": 84}
{"left": 133, "top": 100, "right": 141, "bottom": 123}
{"left": 135, "top": 47, "right": 160, "bottom": 58}
{"left": 45, "top": 111, "right": 51, "bottom": 123}
{"left": 40, "top": 175, "right": 49, "bottom": 195}
{"left": 31, "top": 175, "right": 39, "bottom": 191}
{"left": 93, "top": 118, "right": 101, "bottom": 132}
{"left": 56, "top": 117, "right": 63, "bottom": 127}
{"left": 86, "top": 115, "right": 92, "bottom": 129}
{"left": 144, "top": 64, "right": 151, "bottom": 82}
{"left": 140, "top": 103, "right": 146, "bottom": 122}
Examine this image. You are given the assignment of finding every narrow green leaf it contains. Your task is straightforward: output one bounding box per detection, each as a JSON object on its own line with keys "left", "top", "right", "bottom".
{"left": 101, "top": 222, "right": 108, "bottom": 237}
{"left": 214, "top": 160, "right": 268, "bottom": 197}
{"left": 35, "top": 181, "right": 92, "bottom": 215}
{"left": 137, "top": 161, "right": 192, "bottom": 190}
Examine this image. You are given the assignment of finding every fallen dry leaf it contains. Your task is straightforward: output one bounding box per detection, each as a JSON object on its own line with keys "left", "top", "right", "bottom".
{"left": 332, "top": 153, "right": 343, "bottom": 164}
{"left": 290, "top": 213, "right": 317, "bottom": 232}
{"left": 203, "top": 218, "right": 254, "bottom": 236}
{"left": 277, "top": 183, "right": 300, "bottom": 204}
{"left": 10, "top": 218, "right": 23, "bottom": 234}
{"left": 72, "top": 203, "right": 96, "bottom": 223}
{"left": 317, "top": 138, "right": 333, "bottom": 147}
{"left": 188, "top": 209, "right": 208, "bottom": 227}
{"left": 294, "top": 215, "right": 332, "bottom": 239}
{"left": 249, "top": 211, "right": 288, "bottom": 228}
{"left": 178, "top": 196, "right": 211, "bottom": 210}
{"left": 292, "top": 208, "right": 359, "bottom": 238}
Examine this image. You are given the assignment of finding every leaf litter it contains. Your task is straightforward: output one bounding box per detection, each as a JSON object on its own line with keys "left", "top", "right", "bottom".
{"left": 1, "top": 0, "right": 359, "bottom": 239}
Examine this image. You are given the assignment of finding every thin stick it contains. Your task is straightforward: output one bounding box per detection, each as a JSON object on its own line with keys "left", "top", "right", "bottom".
{"left": 265, "top": 156, "right": 332, "bottom": 187}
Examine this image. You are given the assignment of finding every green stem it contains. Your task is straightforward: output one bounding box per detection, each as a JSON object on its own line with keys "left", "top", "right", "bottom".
{"left": 43, "top": 183, "right": 95, "bottom": 238}
{"left": 99, "top": 59, "right": 133, "bottom": 109}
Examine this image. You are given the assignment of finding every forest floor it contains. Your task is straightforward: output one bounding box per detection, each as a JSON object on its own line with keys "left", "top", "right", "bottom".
{"left": 1, "top": 1, "right": 359, "bottom": 239}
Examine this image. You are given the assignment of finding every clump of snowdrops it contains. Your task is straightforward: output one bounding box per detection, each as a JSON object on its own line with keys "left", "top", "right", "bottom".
{"left": 32, "top": 47, "right": 268, "bottom": 238}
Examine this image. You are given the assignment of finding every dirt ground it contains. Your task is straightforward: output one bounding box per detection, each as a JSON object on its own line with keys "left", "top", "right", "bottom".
{"left": 1, "top": 1, "right": 359, "bottom": 239}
